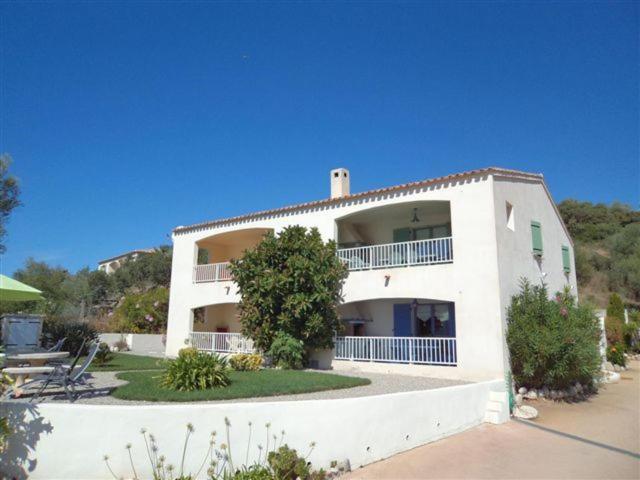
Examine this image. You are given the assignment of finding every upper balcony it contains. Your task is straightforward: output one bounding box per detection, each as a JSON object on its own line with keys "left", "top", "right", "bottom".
{"left": 336, "top": 200, "right": 453, "bottom": 271}
{"left": 193, "top": 227, "right": 272, "bottom": 284}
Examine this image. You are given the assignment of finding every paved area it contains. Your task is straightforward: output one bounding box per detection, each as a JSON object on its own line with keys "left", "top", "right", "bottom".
{"left": 8, "top": 368, "right": 467, "bottom": 405}
{"left": 346, "top": 361, "right": 640, "bottom": 480}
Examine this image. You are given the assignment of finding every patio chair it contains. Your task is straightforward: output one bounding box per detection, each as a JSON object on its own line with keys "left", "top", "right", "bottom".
{"left": 46, "top": 337, "right": 66, "bottom": 352}
{"left": 11, "top": 341, "right": 100, "bottom": 402}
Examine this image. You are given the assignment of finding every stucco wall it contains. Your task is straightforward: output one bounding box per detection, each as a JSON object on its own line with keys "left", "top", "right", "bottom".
{"left": 0, "top": 379, "right": 504, "bottom": 480}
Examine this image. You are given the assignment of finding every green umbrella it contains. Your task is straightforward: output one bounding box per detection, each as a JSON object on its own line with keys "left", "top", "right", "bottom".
{"left": 0, "top": 274, "right": 43, "bottom": 302}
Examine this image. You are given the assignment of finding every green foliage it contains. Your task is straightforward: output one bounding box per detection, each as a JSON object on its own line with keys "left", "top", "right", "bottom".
{"left": 161, "top": 350, "right": 230, "bottom": 391}
{"left": 230, "top": 466, "right": 273, "bottom": 480}
{"left": 229, "top": 354, "right": 263, "bottom": 371}
{"left": 42, "top": 320, "right": 99, "bottom": 356}
{"left": 111, "top": 246, "right": 173, "bottom": 295}
{"left": 605, "top": 293, "right": 625, "bottom": 345}
{"left": 608, "top": 224, "right": 640, "bottom": 300}
{"left": 622, "top": 321, "right": 640, "bottom": 352}
{"left": 112, "top": 286, "right": 169, "bottom": 333}
{"left": 94, "top": 342, "right": 114, "bottom": 366}
{"left": 558, "top": 199, "right": 640, "bottom": 304}
{"left": 229, "top": 226, "right": 348, "bottom": 353}
{"left": 558, "top": 200, "right": 638, "bottom": 243}
{"left": 0, "top": 153, "right": 21, "bottom": 254}
{"left": 506, "top": 280, "right": 601, "bottom": 390}
{"left": 606, "top": 343, "right": 626, "bottom": 367}
{"left": 268, "top": 333, "right": 304, "bottom": 370}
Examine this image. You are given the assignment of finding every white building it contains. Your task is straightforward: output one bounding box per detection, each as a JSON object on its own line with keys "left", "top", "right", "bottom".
{"left": 166, "top": 167, "right": 577, "bottom": 381}
{"left": 98, "top": 249, "right": 155, "bottom": 274}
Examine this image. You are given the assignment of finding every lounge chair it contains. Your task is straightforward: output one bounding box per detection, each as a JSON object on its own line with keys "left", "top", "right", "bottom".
{"left": 5, "top": 341, "right": 100, "bottom": 402}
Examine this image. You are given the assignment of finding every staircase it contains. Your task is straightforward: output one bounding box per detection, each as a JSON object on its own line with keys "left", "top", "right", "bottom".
{"left": 484, "top": 390, "right": 510, "bottom": 424}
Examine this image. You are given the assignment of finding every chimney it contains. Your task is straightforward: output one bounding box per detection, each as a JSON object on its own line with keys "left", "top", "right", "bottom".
{"left": 330, "top": 168, "right": 350, "bottom": 199}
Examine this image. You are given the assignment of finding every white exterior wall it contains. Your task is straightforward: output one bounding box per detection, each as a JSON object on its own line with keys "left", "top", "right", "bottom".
{"left": 166, "top": 171, "right": 571, "bottom": 381}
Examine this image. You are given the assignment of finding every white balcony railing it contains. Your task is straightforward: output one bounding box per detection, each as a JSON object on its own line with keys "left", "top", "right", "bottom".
{"left": 335, "top": 336, "right": 456, "bottom": 365}
{"left": 193, "top": 262, "right": 233, "bottom": 283}
{"left": 189, "top": 332, "right": 256, "bottom": 354}
{"left": 336, "top": 237, "right": 453, "bottom": 271}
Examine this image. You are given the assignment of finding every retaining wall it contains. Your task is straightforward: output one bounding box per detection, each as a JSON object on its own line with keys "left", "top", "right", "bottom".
{"left": 98, "top": 333, "right": 165, "bottom": 356}
{"left": 0, "top": 379, "right": 504, "bottom": 479}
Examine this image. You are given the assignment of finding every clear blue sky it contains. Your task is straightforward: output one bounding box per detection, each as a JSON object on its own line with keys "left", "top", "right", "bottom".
{"left": 0, "top": 2, "right": 638, "bottom": 275}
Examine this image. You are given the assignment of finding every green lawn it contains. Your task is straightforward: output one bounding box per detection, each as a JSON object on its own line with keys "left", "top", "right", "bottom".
{"left": 88, "top": 352, "right": 165, "bottom": 372}
{"left": 112, "top": 369, "right": 371, "bottom": 402}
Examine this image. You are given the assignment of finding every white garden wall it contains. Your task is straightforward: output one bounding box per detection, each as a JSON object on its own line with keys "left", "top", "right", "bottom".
{"left": 1, "top": 379, "right": 505, "bottom": 479}
{"left": 98, "top": 333, "right": 165, "bottom": 356}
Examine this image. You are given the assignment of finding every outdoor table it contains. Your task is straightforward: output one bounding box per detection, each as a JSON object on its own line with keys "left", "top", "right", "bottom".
{"left": 4, "top": 351, "right": 70, "bottom": 391}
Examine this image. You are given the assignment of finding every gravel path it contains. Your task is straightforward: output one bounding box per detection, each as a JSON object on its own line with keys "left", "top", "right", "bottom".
{"left": 8, "top": 368, "right": 468, "bottom": 405}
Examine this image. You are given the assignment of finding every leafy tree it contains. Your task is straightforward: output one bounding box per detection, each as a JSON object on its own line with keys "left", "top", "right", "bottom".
{"left": 10, "top": 258, "right": 72, "bottom": 317}
{"left": 608, "top": 223, "right": 640, "bottom": 300}
{"left": 112, "top": 286, "right": 169, "bottom": 333}
{"left": 0, "top": 154, "right": 21, "bottom": 253}
{"left": 111, "top": 246, "right": 172, "bottom": 294}
{"left": 605, "top": 293, "right": 625, "bottom": 345}
{"left": 229, "top": 226, "right": 348, "bottom": 353}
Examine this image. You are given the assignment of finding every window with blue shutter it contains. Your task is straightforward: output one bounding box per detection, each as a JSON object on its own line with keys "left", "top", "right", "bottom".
{"left": 562, "top": 245, "right": 571, "bottom": 273}
{"left": 531, "top": 221, "right": 543, "bottom": 256}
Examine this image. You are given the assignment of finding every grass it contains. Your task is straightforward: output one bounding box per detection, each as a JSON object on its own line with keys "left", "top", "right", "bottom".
{"left": 87, "top": 352, "right": 165, "bottom": 372}
{"left": 112, "top": 369, "right": 371, "bottom": 402}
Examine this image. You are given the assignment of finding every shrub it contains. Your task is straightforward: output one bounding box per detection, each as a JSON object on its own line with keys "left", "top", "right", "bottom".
{"left": 229, "top": 354, "right": 263, "bottom": 371}
{"left": 113, "top": 338, "right": 129, "bottom": 352}
{"left": 506, "top": 280, "right": 601, "bottom": 390}
{"left": 94, "top": 342, "right": 114, "bottom": 366}
{"left": 268, "top": 445, "right": 312, "bottom": 480}
{"left": 42, "top": 320, "right": 99, "bottom": 356}
{"left": 607, "top": 343, "right": 626, "bottom": 367}
{"left": 268, "top": 333, "right": 304, "bottom": 369}
{"left": 161, "top": 350, "right": 230, "bottom": 391}
{"left": 112, "top": 286, "right": 169, "bottom": 333}
{"left": 229, "top": 226, "right": 348, "bottom": 353}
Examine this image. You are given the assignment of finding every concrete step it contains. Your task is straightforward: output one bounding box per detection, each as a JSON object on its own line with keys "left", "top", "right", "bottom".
{"left": 489, "top": 390, "right": 508, "bottom": 402}
{"left": 484, "top": 410, "right": 509, "bottom": 424}
{"left": 486, "top": 400, "right": 507, "bottom": 413}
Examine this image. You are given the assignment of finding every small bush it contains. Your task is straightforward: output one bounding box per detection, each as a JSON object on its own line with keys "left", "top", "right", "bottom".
{"left": 230, "top": 354, "right": 263, "bottom": 371}
{"left": 507, "top": 280, "right": 601, "bottom": 390}
{"left": 94, "top": 342, "right": 114, "bottom": 366}
{"left": 268, "top": 333, "right": 304, "bottom": 370}
{"left": 42, "top": 320, "right": 99, "bottom": 356}
{"left": 607, "top": 343, "right": 626, "bottom": 367}
{"left": 161, "top": 350, "right": 230, "bottom": 391}
{"left": 268, "top": 445, "right": 314, "bottom": 480}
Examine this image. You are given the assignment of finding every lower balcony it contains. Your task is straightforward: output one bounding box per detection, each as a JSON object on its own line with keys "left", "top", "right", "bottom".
{"left": 190, "top": 331, "right": 255, "bottom": 354}
{"left": 335, "top": 336, "right": 456, "bottom": 365}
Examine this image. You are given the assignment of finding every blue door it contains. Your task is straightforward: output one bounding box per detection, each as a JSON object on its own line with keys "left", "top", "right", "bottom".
{"left": 393, "top": 304, "right": 412, "bottom": 336}
{"left": 393, "top": 304, "right": 412, "bottom": 361}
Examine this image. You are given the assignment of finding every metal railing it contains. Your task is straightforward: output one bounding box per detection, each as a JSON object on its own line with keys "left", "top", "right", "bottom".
{"left": 189, "top": 332, "right": 255, "bottom": 354}
{"left": 193, "top": 262, "right": 233, "bottom": 283}
{"left": 334, "top": 336, "right": 457, "bottom": 365}
{"left": 336, "top": 237, "right": 453, "bottom": 271}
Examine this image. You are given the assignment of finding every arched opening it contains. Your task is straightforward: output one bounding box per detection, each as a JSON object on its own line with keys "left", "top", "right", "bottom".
{"left": 193, "top": 228, "right": 273, "bottom": 283}
{"left": 190, "top": 303, "right": 255, "bottom": 354}
{"left": 335, "top": 201, "right": 453, "bottom": 270}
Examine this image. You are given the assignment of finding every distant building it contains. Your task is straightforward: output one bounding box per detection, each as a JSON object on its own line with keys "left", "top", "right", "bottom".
{"left": 97, "top": 249, "right": 155, "bottom": 274}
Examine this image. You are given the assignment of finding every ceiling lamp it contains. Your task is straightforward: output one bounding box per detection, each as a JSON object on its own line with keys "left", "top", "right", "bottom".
{"left": 411, "top": 208, "right": 420, "bottom": 223}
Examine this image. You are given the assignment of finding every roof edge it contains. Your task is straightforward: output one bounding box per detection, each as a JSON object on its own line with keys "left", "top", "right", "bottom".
{"left": 173, "top": 167, "right": 544, "bottom": 235}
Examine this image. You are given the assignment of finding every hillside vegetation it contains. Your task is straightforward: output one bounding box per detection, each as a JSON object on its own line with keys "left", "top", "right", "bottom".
{"left": 558, "top": 200, "right": 640, "bottom": 307}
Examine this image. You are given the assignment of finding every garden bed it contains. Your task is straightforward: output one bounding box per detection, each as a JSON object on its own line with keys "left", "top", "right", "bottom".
{"left": 112, "top": 369, "right": 371, "bottom": 401}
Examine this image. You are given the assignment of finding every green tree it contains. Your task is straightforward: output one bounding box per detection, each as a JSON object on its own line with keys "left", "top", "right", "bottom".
{"left": 0, "top": 154, "right": 21, "bottom": 253}
{"left": 605, "top": 293, "right": 625, "bottom": 345}
{"left": 608, "top": 223, "right": 640, "bottom": 300}
{"left": 229, "top": 226, "right": 348, "bottom": 353}
{"left": 111, "top": 246, "right": 172, "bottom": 294}
{"left": 11, "top": 258, "right": 72, "bottom": 317}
